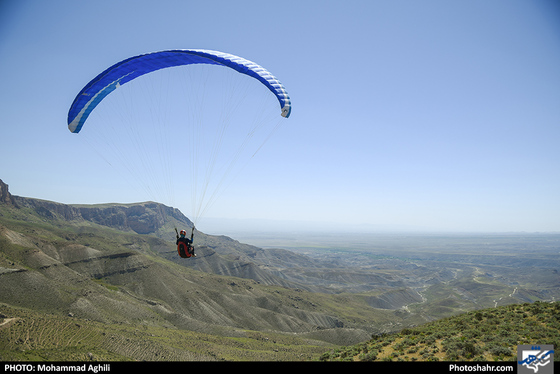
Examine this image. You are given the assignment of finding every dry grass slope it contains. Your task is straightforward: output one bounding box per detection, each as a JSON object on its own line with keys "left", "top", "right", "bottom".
{"left": 0, "top": 305, "right": 333, "bottom": 361}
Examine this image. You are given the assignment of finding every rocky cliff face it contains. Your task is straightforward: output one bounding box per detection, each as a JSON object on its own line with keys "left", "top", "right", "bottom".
{"left": 73, "top": 202, "right": 192, "bottom": 235}
{"left": 0, "top": 179, "right": 17, "bottom": 206}
{"left": 0, "top": 178, "right": 192, "bottom": 235}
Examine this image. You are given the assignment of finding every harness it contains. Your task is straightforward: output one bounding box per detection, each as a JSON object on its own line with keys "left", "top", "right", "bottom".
{"left": 175, "top": 227, "right": 195, "bottom": 258}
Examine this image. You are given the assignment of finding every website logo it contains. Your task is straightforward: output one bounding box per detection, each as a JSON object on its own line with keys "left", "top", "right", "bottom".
{"left": 518, "top": 345, "right": 554, "bottom": 374}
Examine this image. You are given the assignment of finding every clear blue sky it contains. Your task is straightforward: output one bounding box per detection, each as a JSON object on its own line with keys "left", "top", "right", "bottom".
{"left": 1, "top": 0, "right": 559, "bottom": 233}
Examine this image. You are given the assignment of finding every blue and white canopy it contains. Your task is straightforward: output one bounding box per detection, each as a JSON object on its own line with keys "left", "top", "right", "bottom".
{"left": 68, "top": 49, "right": 291, "bottom": 133}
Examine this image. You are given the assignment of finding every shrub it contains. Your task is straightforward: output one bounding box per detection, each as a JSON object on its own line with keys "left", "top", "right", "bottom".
{"left": 487, "top": 344, "right": 512, "bottom": 358}
{"left": 359, "top": 351, "right": 377, "bottom": 361}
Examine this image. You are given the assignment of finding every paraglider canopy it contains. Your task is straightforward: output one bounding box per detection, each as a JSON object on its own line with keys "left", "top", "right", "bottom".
{"left": 68, "top": 49, "right": 291, "bottom": 134}
{"left": 67, "top": 49, "right": 291, "bottom": 228}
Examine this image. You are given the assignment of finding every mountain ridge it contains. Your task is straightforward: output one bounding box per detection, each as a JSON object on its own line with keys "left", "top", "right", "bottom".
{"left": 1, "top": 180, "right": 408, "bottom": 295}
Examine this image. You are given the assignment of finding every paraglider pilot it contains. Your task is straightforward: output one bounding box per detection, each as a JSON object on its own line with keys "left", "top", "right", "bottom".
{"left": 176, "top": 227, "right": 196, "bottom": 258}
